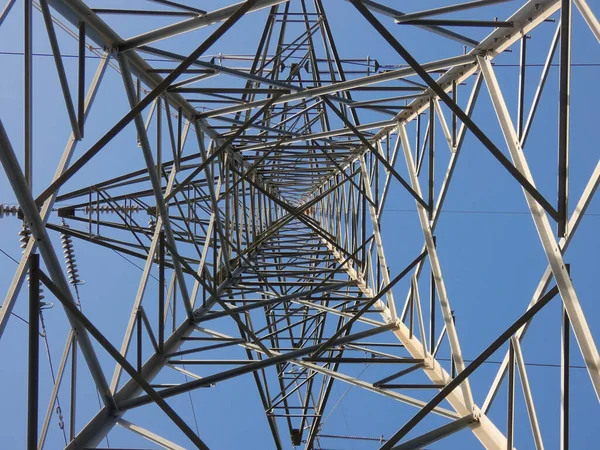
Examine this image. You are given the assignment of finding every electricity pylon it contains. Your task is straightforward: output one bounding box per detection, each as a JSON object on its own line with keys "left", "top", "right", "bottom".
{"left": 1, "top": 0, "right": 599, "bottom": 449}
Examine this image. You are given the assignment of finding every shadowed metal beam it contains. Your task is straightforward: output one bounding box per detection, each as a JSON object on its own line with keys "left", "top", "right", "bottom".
{"left": 118, "top": 323, "right": 398, "bottom": 409}
{"left": 0, "top": 53, "right": 109, "bottom": 339}
{"left": 0, "top": 119, "right": 117, "bottom": 411}
{"left": 380, "top": 285, "right": 559, "bottom": 449}
{"left": 391, "top": 414, "right": 477, "bottom": 450}
{"left": 38, "top": 271, "right": 210, "bottom": 450}
{"left": 348, "top": 0, "right": 559, "bottom": 221}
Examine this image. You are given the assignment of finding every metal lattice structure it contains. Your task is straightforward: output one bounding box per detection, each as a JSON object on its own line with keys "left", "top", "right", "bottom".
{"left": 1, "top": 0, "right": 600, "bottom": 448}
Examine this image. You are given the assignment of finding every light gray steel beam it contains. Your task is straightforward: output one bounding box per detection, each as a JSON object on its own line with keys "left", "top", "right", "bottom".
{"left": 39, "top": 0, "right": 81, "bottom": 140}
{"left": 478, "top": 55, "right": 600, "bottom": 403}
{"left": 0, "top": 119, "right": 117, "bottom": 411}
{"left": 394, "top": 0, "right": 512, "bottom": 23}
{"left": 44, "top": 0, "right": 274, "bottom": 198}
{"left": 189, "top": 327, "right": 460, "bottom": 420}
{"left": 346, "top": 0, "right": 479, "bottom": 46}
{"left": 117, "top": 419, "right": 186, "bottom": 450}
{"left": 197, "top": 54, "right": 476, "bottom": 119}
{"left": 482, "top": 146, "right": 600, "bottom": 413}
{"left": 398, "top": 125, "right": 474, "bottom": 411}
{"left": 512, "top": 337, "right": 545, "bottom": 450}
{"left": 302, "top": 0, "right": 561, "bottom": 204}
{"left": 119, "top": 56, "right": 194, "bottom": 318}
{"left": 0, "top": 53, "right": 109, "bottom": 338}
{"left": 109, "top": 163, "right": 182, "bottom": 393}
{"left": 521, "top": 23, "right": 560, "bottom": 147}
{"left": 38, "top": 330, "right": 73, "bottom": 450}
{"left": 117, "top": 0, "right": 288, "bottom": 52}
{"left": 574, "top": 0, "right": 600, "bottom": 42}
{"left": 63, "top": 214, "right": 281, "bottom": 448}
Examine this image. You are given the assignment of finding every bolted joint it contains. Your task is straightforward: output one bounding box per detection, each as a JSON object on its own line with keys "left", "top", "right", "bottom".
{"left": 472, "top": 406, "right": 482, "bottom": 422}
{"left": 423, "top": 354, "right": 434, "bottom": 369}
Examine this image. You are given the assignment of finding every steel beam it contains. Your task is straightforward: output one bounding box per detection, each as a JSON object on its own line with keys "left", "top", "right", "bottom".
{"left": 0, "top": 119, "right": 117, "bottom": 411}
{"left": 27, "top": 253, "right": 40, "bottom": 450}
{"left": 0, "top": 52, "right": 109, "bottom": 338}
{"left": 117, "top": 0, "right": 287, "bottom": 52}
{"left": 478, "top": 55, "right": 600, "bottom": 403}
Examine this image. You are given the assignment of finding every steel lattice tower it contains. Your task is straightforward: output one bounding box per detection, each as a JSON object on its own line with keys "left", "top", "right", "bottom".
{"left": 1, "top": 0, "right": 600, "bottom": 449}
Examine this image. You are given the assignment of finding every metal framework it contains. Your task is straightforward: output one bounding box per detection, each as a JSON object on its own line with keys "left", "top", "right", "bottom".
{"left": 0, "top": 0, "right": 599, "bottom": 448}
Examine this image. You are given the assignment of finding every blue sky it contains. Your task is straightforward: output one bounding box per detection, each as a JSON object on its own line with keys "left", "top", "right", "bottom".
{"left": 1, "top": 1, "right": 600, "bottom": 449}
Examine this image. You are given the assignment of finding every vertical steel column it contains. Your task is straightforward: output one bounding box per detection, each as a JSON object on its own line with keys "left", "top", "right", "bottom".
{"left": 478, "top": 54, "right": 600, "bottom": 404}
{"left": 451, "top": 311, "right": 456, "bottom": 378}
{"left": 137, "top": 309, "right": 143, "bottom": 372}
{"left": 157, "top": 97, "right": 162, "bottom": 179}
{"left": 430, "top": 237, "right": 436, "bottom": 353}
{"left": 416, "top": 113, "right": 421, "bottom": 163}
{"left": 409, "top": 282, "right": 415, "bottom": 338}
{"left": 78, "top": 22, "right": 86, "bottom": 138}
{"left": 451, "top": 81, "right": 457, "bottom": 148}
{"left": 177, "top": 107, "right": 183, "bottom": 170}
{"left": 561, "top": 298, "right": 570, "bottom": 450}
{"left": 136, "top": 78, "right": 141, "bottom": 146}
{"left": 558, "top": 0, "right": 571, "bottom": 237}
{"left": 24, "top": 0, "right": 32, "bottom": 187}
{"left": 159, "top": 231, "right": 165, "bottom": 353}
{"left": 507, "top": 340, "right": 515, "bottom": 450}
{"left": 69, "top": 336, "right": 77, "bottom": 441}
{"left": 517, "top": 35, "right": 527, "bottom": 139}
{"left": 27, "top": 253, "right": 40, "bottom": 450}
{"left": 361, "top": 164, "right": 367, "bottom": 265}
{"left": 38, "top": 0, "right": 81, "bottom": 140}
{"left": 428, "top": 98, "right": 434, "bottom": 218}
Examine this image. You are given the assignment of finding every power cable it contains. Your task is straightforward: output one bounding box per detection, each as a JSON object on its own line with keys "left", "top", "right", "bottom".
{"left": 111, "top": 249, "right": 160, "bottom": 282}
{"left": 0, "top": 246, "right": 591, "bottom": 372}
{"left": 379, "top": 209, "right": 600, "bottom": 216}
{"left": 3, "top": 49, "right": 600, "bottom": 69}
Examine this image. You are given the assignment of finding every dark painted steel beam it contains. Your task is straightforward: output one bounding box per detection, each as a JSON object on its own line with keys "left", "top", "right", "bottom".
{"left": 379, "top": 285, "right": 559, "bottom": 449}
{"left": 348, "top": 0, "right": 560, "bottom": 222}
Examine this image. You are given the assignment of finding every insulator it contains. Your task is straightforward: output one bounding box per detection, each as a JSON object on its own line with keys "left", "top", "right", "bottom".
{"left": 83, "top": 204, "right": 141, "bottom": 215}
{"left": 60, "top": 223, "right": 82, "bottom": 286}
{"left": 56, "top": 405, "right": 65, "bottom": 430}
{"left": 20, "top": 224, "right": 46, "bottom": 301}
{"left": 148, "top": 215, "right": 156, "bottom": 233}
{"left": 0, "top": 204, "right": 20, "bottom": 219}
{"left": 19, "top": 223, "right": 30, "bottom": 251}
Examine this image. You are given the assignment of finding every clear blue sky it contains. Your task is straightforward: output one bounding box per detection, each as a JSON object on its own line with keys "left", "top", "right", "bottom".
{"left": 1, "top": 1, "right": 600, "bottom": 449}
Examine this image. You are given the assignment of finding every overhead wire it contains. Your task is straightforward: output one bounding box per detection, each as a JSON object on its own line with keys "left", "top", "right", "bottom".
{"left": 380, "top": 209, "right": 600, "bottom": 216}
{"left": 0, "top": 7, "right": 596, "bottom": 444}
{"left": 3, "top": 49, "right": 600, "bottom": 69}
{"left": 0, "top": 238, "right": 111, "bottom": 446}
{"left": 320, "top": 364, "right": 370, "bottom": 428}
{"left": 0, "top": 242, "right": 591, "bottom": 371}
{"left": 6, "top": 225, "right": 70, "bottom": 444}
{"left": 111, "top": 249, "right": 160, "bottom": 282}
